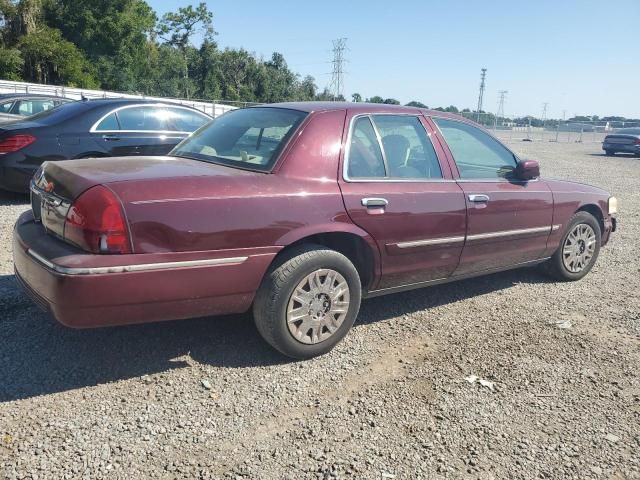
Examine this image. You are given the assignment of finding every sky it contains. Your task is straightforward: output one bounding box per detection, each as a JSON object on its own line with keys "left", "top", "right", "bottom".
{"left": 148, "top": 0, "right": 640, "bottom": 119}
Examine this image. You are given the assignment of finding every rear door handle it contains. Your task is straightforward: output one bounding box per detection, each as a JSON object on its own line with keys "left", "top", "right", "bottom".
{"left": 361, "top": 197, "right": 389, "bottom": 208}
{"left": 468, "top": 194, "right": 490, "bottom": 203}
{"left": 102, "top": 134, "right": 120, "bottom": 141}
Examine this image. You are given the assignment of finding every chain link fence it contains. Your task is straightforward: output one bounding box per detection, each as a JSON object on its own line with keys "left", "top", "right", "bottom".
{"left": 459, "top": 111, "right": 640, "bottom": 143}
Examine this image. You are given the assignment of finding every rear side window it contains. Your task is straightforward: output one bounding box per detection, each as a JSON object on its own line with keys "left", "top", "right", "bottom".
{"left": 95, "top": 113, "right": 120, "bottom": 131}
{"left": 0, "top": 101, "right": 14, "bottom": 113}
{"left": 434, "top": 118, "right": 517, "bottom": 179}
{"left": 373, "top": 115, "right": 442, "bottom": 179}
{"left": 17, "top": 99, "right": 56, "bottom": 116}
{"left": 347, "top": 117, "right": 386, "bottom": 178}
{"left": 347, "top": 115, "right": 442, "bottom": 180}
{"left": 117, "top": 106, "right": 166, "bottom": 131}
{"left": 164, "top": 107, "right": 210, "bottom": 132}
{"left": 171, "top": 107, "right": 307, "bottom": 172}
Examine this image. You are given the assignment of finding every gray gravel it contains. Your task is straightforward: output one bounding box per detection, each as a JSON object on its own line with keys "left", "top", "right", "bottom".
{"left": 1, "top": 140, "right": 639, "bottom": 479}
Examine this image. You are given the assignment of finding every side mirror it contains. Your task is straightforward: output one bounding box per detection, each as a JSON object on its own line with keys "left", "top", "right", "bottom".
{"left": 514, "top": 160, "right": 540, "bottom": 180}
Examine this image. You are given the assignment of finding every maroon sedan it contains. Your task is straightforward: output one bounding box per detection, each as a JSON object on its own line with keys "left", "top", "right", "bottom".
{"left": 14, "top": 103, "right": 617, "bottom": 358}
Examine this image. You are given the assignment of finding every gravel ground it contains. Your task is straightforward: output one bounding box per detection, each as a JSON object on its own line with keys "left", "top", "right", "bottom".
{"left": 1, "top": 139, "right": 638, "bottom": 479}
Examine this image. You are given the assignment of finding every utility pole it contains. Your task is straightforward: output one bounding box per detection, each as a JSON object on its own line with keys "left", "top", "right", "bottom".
{"left": 541, "top": 102, "right": 548, "bottom": 140}
{"left": 476, "top": 68, "right": 487, "bottom": 122}
{"left": 495, "top": 90, "right": 507, "bottom": 129}
{"left": 329, "top": 38, "right": 347, "bottom": 101}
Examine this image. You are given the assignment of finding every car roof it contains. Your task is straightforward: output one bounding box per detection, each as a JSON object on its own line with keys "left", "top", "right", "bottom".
{"left": 258, "top": 101, "right": 463, "bottom": 120}
{"left": 0, "top": 93, "right": 70, "bottom": 100}
{"left": 71, "top": 98, "right": 211, "bottom": 113}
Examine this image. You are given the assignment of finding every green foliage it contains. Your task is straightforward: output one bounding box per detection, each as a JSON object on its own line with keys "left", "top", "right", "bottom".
{"left": 351, "top": 93, "right": 362, "bottom": 102}
{"left": 0, "top": 46, "right": 23, "bottom": 80}
{"left": 18, "top": 26, "right": 97, "bottom": 87}
{"left": 367, "top": 96, "right": 384, "bottom": 103}
{"left": 405, "top": 101, "right": 427, "bottom": 108}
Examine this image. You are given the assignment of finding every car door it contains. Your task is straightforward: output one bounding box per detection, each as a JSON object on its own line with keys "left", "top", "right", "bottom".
{"left": 339, "top": 112, "right": 467, "bottom": 291}
{"left": 432, "top": 117, "right": 553, "bottom": 276}
{"left": 113, "top": 105, "right": 182, "bottom": 156}
{"left": 89, "top": 110, "right": 138, "bottom": 157}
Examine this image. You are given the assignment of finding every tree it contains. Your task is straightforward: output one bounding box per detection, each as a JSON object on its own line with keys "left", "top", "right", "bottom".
{"left": 367, "top": 95, "right": 384, "bottom": 103}
{"left": 351, "top": 93, "right": 362, "bottom": 102}
{"left": 383, "top": 98, "right": 400, "bottom": 105}
{"left": 18, "top": 26, "right": 96, "bottom": 86}
{"left": 0, "top": 47, "right": 23, "bottom": 80}
{"left": 405, "top": 101, "right": 427, "bottom": 108}
{"left": 44, "top": 0, "right": 156, "bottom": 91}
{"left": 157, "top": 2, "right": 215, "bottom": 98}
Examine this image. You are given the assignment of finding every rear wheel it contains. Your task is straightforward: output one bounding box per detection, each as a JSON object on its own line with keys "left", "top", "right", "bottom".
{"left": 253, "top": 245, "right": 361, "bottom": 359}
{"left": 543, "top": 212, "right": 601, "bottom": 281}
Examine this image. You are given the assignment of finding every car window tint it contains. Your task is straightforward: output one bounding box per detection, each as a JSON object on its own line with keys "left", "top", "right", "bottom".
{"left": 347, "top": 117, "right": 386, "bottom": 178}
{"left": 372, "top": 115, "right": 442, "bottom": 179}
{"left": 95, "top": 113, "right": 119, "bottom": 131}
{"left": 117, "top": 106, "right": 166, "bottom": 131}
{"left": 171, "top": 107, "right": 307, "bottom": 172}
{"left": 434, "top": 118, "right": 517, "bottom": 179}
{"left": 17, "top": 99, "right": 56, "bottom": 116}
{"left": 163, "top": 107, "right": 210, "bottom": 132}
{"left": 0, "top": 101, "right": 13, "bottom": 113}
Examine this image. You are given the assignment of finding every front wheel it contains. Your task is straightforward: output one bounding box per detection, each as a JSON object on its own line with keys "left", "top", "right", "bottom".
{"left": 253, "top": 245, "right": 362, "bottom": 359}
{"left": 544, "top": 211, "right": 601, "bottom": 281}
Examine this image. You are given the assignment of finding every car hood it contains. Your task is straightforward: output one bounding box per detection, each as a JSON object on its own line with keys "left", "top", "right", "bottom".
{"left": 39, "top": 156, "right": 260, "bottom": 200}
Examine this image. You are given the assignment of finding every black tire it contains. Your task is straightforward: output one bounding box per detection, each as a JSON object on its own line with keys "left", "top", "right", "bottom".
{"left": 605, "top": 150, "right": 614, "bottom": 156}
{"left": 253, "top": 244, "right": 362, "bottom": 359}
{"left": 543, "top": 211, "right": 601, "bottom": 281}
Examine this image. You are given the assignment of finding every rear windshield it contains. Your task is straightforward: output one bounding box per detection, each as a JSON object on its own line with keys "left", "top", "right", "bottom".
{"left": 171, "top": 107, "right": 307, "bottom": 171}
{"left": 25, "top": 101, "right": 88, "bottom": 124}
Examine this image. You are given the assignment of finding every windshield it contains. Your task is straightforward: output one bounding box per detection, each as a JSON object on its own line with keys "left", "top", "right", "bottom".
{"left": 171, "top": 107, "right": 307, "bottom": 171}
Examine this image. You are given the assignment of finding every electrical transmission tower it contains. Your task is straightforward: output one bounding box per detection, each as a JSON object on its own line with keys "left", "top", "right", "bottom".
{"left": 329, "top": 38, "right": 348, "bottom": 101}
{"left": 541, "top": 102, "right": 548, "bottom": 122}
{"left": 496, "top": 90, "right": 508, "bottom": 128}
{"left": 476, "top": 68, "right": 487, "bottom": 121}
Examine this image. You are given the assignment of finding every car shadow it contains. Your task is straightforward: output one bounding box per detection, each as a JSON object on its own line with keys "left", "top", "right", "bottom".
{"left": 0, "top": 267, "right": 553, "bottom": 402}
{"left": 587, "top": 153, "right": 640, "bottom": 159}
{"left": 0, "top": 190, "right": 29, "bottom": 206}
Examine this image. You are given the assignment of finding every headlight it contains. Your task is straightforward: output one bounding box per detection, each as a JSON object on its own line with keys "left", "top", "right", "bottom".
{"left": 608, "top": 196, "right": 618, "bottom": 215}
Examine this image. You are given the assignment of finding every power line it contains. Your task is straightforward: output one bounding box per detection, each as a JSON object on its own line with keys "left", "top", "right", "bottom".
{"left": 476, "top": 68, "right": 487, "bottom": 122}
{"left": 329, "top": 38, "right": 347, "bottom": 100}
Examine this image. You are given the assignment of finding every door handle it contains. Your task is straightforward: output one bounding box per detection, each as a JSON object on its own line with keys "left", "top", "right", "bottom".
{"left": 361, "top": 197, "right": 389, "bottom": 208}
{"left": 468, "top": 194, "right": 490, "bottom": 203}
{"left": 102, "top": 134, "right": 120, "bottom": 141}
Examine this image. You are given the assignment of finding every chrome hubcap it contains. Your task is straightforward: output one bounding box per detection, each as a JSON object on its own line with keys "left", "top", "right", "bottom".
{"left": 286, "top": 269, "right": 350, "bottom": 345}
{"left": 562, "top": 224, "right": 596, "bottom": 273}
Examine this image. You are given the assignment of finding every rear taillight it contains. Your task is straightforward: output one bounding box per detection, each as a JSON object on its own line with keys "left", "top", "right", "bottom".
{"left": 64, "top": 185, "right": 132, "bottom": 254}
{"left": 0, "top": 134, "right": 36, "bottom": 153}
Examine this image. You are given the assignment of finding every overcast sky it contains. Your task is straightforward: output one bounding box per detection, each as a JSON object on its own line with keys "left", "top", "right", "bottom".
{"left": 148, "top": 0, "right": 640, "bottom": 118}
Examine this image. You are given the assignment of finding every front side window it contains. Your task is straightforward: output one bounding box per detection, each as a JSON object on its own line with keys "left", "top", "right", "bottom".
{"left": 347, "top": 115, "right": 442, "bottom": 180}
{"left": 434, "top": 118, "right": 517, "bottom": 179}
{"left": 117, "top": 106, "right": 166, "bottom": 131}
{"left": 171, "top": 107, "right": 307, "bottom": 171}
{"left": 163, "top": 107, "right": 210, "bottom": 132}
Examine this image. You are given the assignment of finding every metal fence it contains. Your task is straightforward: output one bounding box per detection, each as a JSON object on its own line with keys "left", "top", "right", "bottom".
{"left": 0, "top": 80, "right": 238, "bottom": 118}
{"left": 460, "top": 112, "right": 640, "bottom": 144}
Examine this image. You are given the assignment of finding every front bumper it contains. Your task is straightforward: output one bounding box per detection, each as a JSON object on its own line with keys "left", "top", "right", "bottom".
{"left": 13, "top": 211, "right": 279, "bottom": 328}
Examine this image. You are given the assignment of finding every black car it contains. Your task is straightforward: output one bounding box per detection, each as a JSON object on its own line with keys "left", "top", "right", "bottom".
{"left": 0, "top": 93, "right": 72, "bottom": 125}
{"left": 0, "top": 98, "right": 212, "bottom": 192}
{"left": 602, "top": 128, "right": 640, "bottom": 157}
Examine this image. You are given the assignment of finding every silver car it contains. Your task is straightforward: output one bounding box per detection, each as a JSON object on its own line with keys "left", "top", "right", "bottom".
{"left": 0, "top": 94, "right": 72, "bottom": 125}
{"left": 602, "top": 128, "right": 640, "bottom": 157}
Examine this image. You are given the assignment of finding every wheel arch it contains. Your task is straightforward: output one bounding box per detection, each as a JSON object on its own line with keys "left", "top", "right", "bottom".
{"left": 576, "top": 203, "right": 605, "bottom": 233}
{"left": 273, "top": 225, "right": 381, "bottom": 291}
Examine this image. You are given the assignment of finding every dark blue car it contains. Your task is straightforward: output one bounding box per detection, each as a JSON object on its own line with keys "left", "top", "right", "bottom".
{"left": 602, "top": 128, "right": 640, "bottom": 157}
{"left": 0, "top": 98, "right": 211, "bottom": 192}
